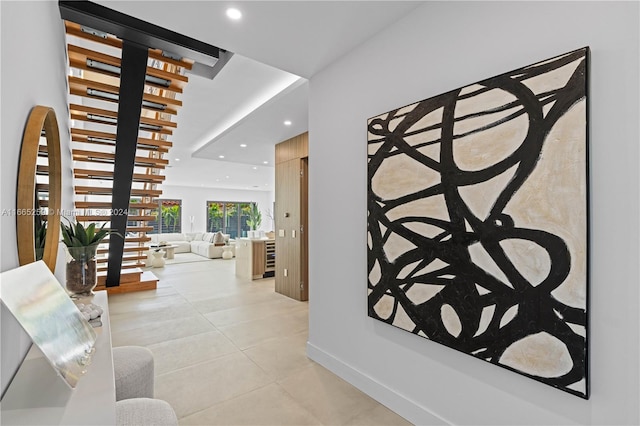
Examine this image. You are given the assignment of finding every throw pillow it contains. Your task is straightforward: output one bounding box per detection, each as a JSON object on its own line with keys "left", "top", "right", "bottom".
{"left": 213, "top": 231, "right": 225, "bottom": 244}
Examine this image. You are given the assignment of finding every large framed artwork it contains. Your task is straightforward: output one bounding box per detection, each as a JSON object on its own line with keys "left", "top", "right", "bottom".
{"left": 367, "top": 47, "right": 589, "bottom": 398}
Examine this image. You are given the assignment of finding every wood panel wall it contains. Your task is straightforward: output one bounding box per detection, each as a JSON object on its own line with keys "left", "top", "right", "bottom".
{"left": 275, "top": 132, "right": 308, "bottom": 301}
{"left": 275, "top": 132, "right": 308, "bottom": 164}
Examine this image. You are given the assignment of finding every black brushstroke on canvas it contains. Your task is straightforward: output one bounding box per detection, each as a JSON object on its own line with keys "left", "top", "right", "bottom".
{"left": 367, "top": 48, "right": 589, "bottom": 398}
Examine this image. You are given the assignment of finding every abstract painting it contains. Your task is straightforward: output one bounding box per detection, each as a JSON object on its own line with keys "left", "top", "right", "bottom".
{"left": 367, "top": 47, "right": 589, "bottom": 398}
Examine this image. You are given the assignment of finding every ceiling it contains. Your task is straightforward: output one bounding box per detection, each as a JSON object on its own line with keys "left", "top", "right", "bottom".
{"left": 94, "top": 1, "right": 424, "bottom": 191}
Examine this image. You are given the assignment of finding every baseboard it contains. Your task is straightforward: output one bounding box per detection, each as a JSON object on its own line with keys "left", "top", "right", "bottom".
{"left": 306, "top": 342, "right": 451, "bottom": 425}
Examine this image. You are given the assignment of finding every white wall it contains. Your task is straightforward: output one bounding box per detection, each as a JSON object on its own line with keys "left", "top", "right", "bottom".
{"left": 0, "top": 1, "right": 73, "bottom": 395}
{"left": 308, "top": 2, "right": 639, "bottom": 425}
{"left": 160, "top": 184, "right": 274, "bottom": 235}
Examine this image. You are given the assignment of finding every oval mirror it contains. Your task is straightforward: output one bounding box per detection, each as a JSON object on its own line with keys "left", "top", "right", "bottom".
{"left": 17, "top": 106, "right": 62, "bottom": 272}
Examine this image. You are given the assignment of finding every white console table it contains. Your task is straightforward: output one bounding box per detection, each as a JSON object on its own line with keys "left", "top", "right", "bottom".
{"left": 0, "top": 291, "right": 116, "bottom": 425}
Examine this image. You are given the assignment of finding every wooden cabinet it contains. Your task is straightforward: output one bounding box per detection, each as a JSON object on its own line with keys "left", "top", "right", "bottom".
{"left": 235, "top": 238, "right": 276, "bottom": 280}
{"left": 275, "top": 133, "right": 308, "bottom": 301}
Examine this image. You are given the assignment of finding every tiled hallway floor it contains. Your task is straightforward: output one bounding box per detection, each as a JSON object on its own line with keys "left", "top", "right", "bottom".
{"left": 108, "top": 258, "right": 412, "bottom": 425}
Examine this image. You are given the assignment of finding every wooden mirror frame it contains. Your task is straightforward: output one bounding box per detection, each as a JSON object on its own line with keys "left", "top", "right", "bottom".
{"left": 17, "top": 106, "right": 62, "bottom": 272}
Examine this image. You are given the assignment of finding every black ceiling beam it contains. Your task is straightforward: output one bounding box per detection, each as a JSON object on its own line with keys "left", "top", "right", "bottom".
{"left": 59, "top": 0, "right": 222, "bottom": 67}
{"left": 106, "top": 40, "right": 148, "bottom": 288}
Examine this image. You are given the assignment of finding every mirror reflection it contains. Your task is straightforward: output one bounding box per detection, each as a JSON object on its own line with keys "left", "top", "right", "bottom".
{"left": 35, "top": 130, "right": 50, "bottom": 260}
{"left": 17, "top": 106, "right": 62, "bottom": 272}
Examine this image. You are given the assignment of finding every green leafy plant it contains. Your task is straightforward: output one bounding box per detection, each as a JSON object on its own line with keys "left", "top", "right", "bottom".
{"left": 246, "top": 203, "right": 262, "bottom": 230}
{"left": 60, "top": 218, "right": 121, "bottom": 260}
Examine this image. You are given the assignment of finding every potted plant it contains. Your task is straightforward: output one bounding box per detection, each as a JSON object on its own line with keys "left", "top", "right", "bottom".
{"left": 246, "top": 203, "right": 262, "bottom": 238}
{"left": 60, "top": 218, "right": 120, "bottom": 297}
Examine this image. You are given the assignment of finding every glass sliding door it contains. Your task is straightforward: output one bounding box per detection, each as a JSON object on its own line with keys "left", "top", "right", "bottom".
{"left": 207, "top": 201, "right": 256, "bottom": 238}
{"left": 225, "top": 203, "right": 238, "bottom": 239}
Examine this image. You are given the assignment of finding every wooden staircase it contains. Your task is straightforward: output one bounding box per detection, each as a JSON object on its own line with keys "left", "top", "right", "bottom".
{"left": 96, "top": 268, "right": 158, "bottom": 294}
{"left": 63, "top": 20, "right": 192, "bottom": 290}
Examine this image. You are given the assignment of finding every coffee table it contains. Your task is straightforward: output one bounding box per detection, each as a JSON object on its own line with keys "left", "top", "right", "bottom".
{"left": 150, "top": 244, "right": 179, "bottom": 260}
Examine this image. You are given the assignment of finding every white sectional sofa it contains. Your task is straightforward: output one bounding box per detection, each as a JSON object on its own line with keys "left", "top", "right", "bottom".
{"left": 150, "top": 232, "right": 235, "bottom": 259}
{"left": 149, "top": 233, "right": 191, "bottom": 253}
{"left": 189, "top": 232, "right": 236, "bottom": 258}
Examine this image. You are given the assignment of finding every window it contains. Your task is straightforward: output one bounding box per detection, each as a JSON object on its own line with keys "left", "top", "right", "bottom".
{"left": 149, "top": 199, "right": 182, "bottom": 234}
{"left": 207, "top": 201, "right": 253, "bottom": 238}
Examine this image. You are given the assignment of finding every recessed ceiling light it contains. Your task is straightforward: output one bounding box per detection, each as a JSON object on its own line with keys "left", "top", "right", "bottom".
{"left": 263, "top": 161, "right": 268, "bottom": 164}
{"left": 240, "top": 144, "right": 247, "bottom": 148}
{"left": 226, "top": 8, "right": 242, "bottom": 20}
{"left": 252, "top": 166, "right": 257, "bottom": 170}
{"left": 219, "top": 155, "right": 225, "bottom": 159}
{"left": 225, "top": 176, "right": 230, "bottom": 179}
{"left": 175, "top": 158, "right": 180, "bottom": 162}
{"left": 284, "top": 120, "right": 292, "bottom": 126}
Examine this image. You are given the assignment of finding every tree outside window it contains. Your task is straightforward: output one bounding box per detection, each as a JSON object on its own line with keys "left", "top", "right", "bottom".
{"left": 150, "top": 199, "right": 182, "bottom": 234}
{"left": 207, "top": 202, "right": 224, "bottom": 232}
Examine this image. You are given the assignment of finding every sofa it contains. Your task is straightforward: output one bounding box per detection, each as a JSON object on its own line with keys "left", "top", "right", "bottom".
{"left": 150, "top": 232, "right": 235, "bottom": 259}
{"left": 149, "top": 233, "right": 190, "bottom": 253}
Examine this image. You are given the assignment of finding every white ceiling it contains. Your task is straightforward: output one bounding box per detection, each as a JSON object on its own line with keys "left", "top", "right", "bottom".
{"left": 94, "top": 1, "right": 424, "bottom": 191}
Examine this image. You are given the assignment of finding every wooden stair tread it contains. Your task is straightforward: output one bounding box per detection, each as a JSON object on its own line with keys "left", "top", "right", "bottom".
{"left": 75, "top": 201, "right": 158, "bottom": 210}
{"left": 71, "top": 128, "right": 172, "bottom": 152}
{"left": 97, "top": 254, "right": 148, "bottom": 263}
{"left": 66, "top": 35, "right": 193, "bottom": 75}
{"left": 67, "top": 48, "right": 187, "bottom": 94}
{"left": 98, "top": 263, "right": 144, "bottom": 272}
{"left": 70, "top": 114, "right": 174, "bottom": 136}
{"left": 69, "top": 72, "right": 185, "bottom": 103}
{"left": 97, "top": 267, "right": 143, "bottom": 285}
{"left": 75, "top": 186, "right": 163, "bottom": 196}
{"left": 70, "top": 105, "right": 174, "bottom": 135}
{"left": 97, "top": 246, "right": 151, "bottom": 254}
{"left": 68, "top": 76, "right": 182, "bottom": 113}
{"left": 103, "top": 236, "right": 152, "bottom": 243}
{"left": 125, "top": 226, "right": 154, "bottom": 233}
{"left": 72, "top": 149, "right": 168, "bottom": 168}
{"left": 73, "top": 168, "right": 166, "bottom": 183}
{"left": 70, "top": 103, "right": 177, "bottom": 128}
{"left": 77, "top": 215, "right": 155, "bottom": 222}
{"left": 94, "top": 269, "right": 158, "bottom": 294}
{"left": 97, "top": 267, "right": 143, "bottom": 277}
{"left": 71, "top": 114, "right": 174, "bottom": 135}
{"left": 65, "top": 22, "right": 194, "bottom": 70}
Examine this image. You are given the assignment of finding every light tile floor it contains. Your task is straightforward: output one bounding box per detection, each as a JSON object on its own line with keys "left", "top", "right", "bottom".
{"left": 108, "top": 258, "right": 412, "bottom": 426}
